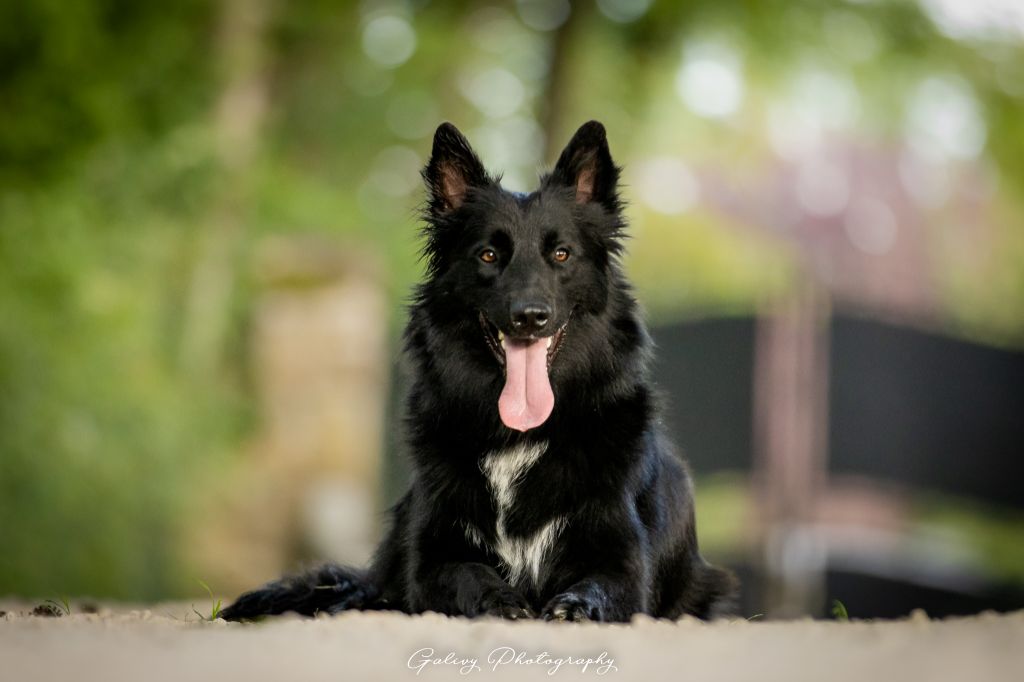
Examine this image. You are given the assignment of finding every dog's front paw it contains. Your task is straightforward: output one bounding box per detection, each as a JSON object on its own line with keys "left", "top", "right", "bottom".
{"left": 476, "top": 588, "right": 535, "bottom": 620}
{"left": 541, "top": 592, "right": 602, "bottom": 622}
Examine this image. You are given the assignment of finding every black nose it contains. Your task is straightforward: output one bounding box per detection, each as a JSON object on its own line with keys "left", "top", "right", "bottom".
{"left": 510, "top": 302, "right": 551, "bottom": 334}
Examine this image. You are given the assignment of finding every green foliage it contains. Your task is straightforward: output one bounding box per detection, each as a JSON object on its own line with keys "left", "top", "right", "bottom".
{"left": 43, "top": 596, "right": 71, "bottom": 616}
{"left": 0, "top": 176, "right": 249, "bottom": 598}
{"left": 831, "top": 599, "right": 850, "bottom": 621}
{"left": 912, "top": 493, "right": 1024, "bottom": 585}
{"left": 192, "top": 580, "right": 222, "bottom": 621}
{"left": 0, "top": 0, "right": 217, "bottom": 184}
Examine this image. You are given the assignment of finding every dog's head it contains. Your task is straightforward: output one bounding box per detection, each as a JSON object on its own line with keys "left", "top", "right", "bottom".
{"left": 418, "top": 121, "right": 627, "bottom": 432}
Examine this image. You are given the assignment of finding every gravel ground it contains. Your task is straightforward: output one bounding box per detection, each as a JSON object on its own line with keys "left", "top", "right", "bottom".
{"left": 1, "top": 602, "right": 1022, "bottom": 682}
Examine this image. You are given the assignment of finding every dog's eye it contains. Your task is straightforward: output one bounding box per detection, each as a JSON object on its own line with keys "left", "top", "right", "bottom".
{"left": 479, "top": 248, "right": 497, "bottom": 264}
{"left": 553, "top": 247, "right": 570, "bottom": 263}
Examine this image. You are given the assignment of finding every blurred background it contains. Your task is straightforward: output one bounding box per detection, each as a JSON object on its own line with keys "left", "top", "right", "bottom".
{"left": 2, "top": 0, "right": 1023, "bottom": 620}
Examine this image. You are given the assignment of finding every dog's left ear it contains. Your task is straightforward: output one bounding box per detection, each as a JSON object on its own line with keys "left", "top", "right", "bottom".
{"left": 549, "top": 120, "right": 620, "bottom": 210}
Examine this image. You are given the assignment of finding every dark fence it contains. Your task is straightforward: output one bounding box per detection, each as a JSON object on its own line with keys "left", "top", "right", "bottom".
{"left": 653, "top": 314, "right": 1024, "bottom": 617}
{"left": 828, "top": 317, "right": 1024, "bottom": 507}
{"left": 650, "top": 317, "right": 756, "bottom": 473}
{"left": 651, "top": 314, "right": 1024, "bottom": 509}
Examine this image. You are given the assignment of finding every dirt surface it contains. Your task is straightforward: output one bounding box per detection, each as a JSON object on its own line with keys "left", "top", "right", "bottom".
{"left": 1, "top": 602, "right": 1022, "bottom": 682}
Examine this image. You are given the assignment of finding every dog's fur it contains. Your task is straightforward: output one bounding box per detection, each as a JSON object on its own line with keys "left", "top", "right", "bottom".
{"left": 221, "top": 121, "right": 737, "bottom": 622}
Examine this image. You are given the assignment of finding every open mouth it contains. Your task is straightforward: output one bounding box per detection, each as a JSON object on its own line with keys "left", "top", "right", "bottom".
{"left": 479, "top": 312, "right": 568, "bottom": 370}
{"left": 479, "top": 312, "right": 569, "bottom": 432}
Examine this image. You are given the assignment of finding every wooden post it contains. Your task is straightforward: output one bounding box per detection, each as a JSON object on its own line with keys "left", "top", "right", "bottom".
{"left": 191, "top": 237, "right": 389, "bottom": 592}
{"left": 753, "top": 282, "right": 831, "bottom": 617}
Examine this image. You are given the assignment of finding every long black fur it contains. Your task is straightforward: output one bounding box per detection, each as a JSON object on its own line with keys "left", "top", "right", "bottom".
{"left": 221, "top": 121, "right": 738, "bottom": 622}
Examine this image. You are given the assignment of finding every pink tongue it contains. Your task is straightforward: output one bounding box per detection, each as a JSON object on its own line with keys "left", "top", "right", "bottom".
{"left": 498, "top": 339, "right": 554, "bottom": 432}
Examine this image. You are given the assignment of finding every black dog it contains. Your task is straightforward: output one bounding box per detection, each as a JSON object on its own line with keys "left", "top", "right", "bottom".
{"left": 221, "top": 121, "right": 737, "bottom": 622}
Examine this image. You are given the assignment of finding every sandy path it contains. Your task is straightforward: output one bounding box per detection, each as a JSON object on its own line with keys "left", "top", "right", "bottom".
{"left": 1, "top": 604, "right": 1022, "bottom": 682}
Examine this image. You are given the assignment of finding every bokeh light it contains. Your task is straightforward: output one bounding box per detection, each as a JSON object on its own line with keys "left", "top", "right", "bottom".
{"left": 362, "top": 15, "right": 417, "bottom": 68}
{"left": 905, "top": 75, "right": 987, "bottom": 161}
{"left": 675, "top": 40, "right": 745, "bottom": 120}
{"left": 597, "top": 0, "right": 653, "bottom": 24}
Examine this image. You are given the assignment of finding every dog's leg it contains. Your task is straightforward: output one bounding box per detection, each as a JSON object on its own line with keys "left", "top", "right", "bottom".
{"left": 415, "top": 561, "right": 534, "bottom": 619}
{"left": 543, "top": 577, "right": 627, "bottom": 622}
{"left": 540, "top": 513, "right": 648, "bottom": 622}
{"left": 407, "top": 516, "right": 533, "bottom": 619}
{"left": 542, "top": 569, "right": 648, "bottom": 622}
{"left": 220, "top": 564, "right": 379, "bottom": 620}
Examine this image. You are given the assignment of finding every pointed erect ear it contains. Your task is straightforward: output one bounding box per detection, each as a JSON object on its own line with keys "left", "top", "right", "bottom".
{"left": 549, "top": 120, "right": 620, "bottom": 209}
{"left": 423, "top": 122, "right": 488, "bottom": 214}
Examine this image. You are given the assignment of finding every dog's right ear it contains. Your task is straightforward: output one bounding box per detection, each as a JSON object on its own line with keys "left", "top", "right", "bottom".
{"left": 423, "top": 123, "right": 488, "bottom": 214}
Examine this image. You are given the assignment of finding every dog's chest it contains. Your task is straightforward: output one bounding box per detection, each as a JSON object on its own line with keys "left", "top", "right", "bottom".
{"left": 470, "top": 442, "right": 566, "bottom": 586}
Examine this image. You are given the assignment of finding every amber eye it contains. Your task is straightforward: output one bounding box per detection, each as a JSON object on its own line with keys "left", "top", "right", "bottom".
{"left": 480, "top": 248, "right": 497, "bottom": 264}
{"left": 553, "top": 247, "right": 570, "bottom": 263}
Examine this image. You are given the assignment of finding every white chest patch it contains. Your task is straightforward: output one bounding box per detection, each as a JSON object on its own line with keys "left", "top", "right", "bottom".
{"left": 471, "top": 442, "right": 566, "bottom": 586}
